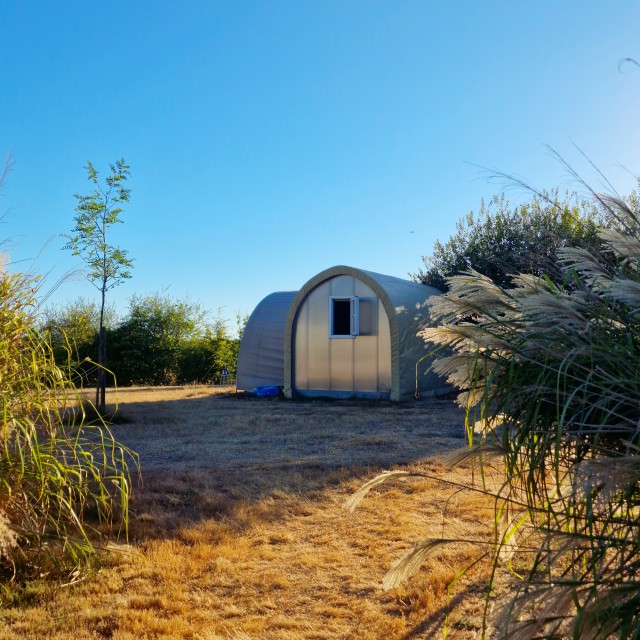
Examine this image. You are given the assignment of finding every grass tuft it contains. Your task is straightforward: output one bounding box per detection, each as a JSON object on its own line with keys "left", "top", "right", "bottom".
{"left": 0, "top": 267, "right": 137, "bottom": 594}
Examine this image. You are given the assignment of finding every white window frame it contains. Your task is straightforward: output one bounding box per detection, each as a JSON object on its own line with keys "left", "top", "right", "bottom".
{"left": 330, "top": 296, "right": 359, "bottom": 338}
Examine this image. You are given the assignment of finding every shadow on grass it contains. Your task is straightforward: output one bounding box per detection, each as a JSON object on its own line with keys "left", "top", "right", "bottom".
{"left": 398, "top": 585, "right": 486, "bottom": 639}
{"left": 60, "top": 399, "right": 132, "bottom": 427}
{"left": 101, "top": 393, "right": 467, "bottom": 541}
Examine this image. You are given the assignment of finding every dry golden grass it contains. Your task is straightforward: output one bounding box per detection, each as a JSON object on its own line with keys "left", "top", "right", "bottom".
{"left": 0, "top": 387, "right": 501, "bottom": 639}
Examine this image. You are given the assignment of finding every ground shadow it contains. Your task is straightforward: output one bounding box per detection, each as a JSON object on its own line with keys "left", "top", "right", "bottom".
{"left": 101, "top": 392, "right": 468, "bottom": 540}
{"left": 398, "top": 585, "right": 487, "bottom": 639}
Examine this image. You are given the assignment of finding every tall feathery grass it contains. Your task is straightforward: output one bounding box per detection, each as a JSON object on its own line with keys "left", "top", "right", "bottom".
{"left": 345, "top": 190, "right": 640, "bottom": 638}
{"left": 416, "top": 192, "right": 640, "bottom": 638}
{"left": 0, "top": 267, "right": 136, "bottom": 590}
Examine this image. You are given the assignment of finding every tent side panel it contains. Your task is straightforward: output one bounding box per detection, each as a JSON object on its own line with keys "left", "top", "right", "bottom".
{"left": 236, "top": 291, "right": 296, "bottom": 390}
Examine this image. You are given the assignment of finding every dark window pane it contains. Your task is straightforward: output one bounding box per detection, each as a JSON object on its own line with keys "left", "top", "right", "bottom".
{"left": 332, "top": 299, "right": 351, "bottom": 335}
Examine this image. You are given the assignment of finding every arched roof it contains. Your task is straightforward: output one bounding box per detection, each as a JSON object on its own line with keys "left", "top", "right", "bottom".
{"left": 283, "top": 265, "right": 445, "bottom": 400}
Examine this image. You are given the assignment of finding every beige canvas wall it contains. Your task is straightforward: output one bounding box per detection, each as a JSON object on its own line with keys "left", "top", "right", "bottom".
{"left": 292, "top": 275, "right": 392, "bottom": 395}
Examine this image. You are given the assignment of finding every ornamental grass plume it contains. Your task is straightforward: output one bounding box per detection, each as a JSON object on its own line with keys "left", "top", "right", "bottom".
{"left": 418, "top": 189, "right": 640, "bottom": 638}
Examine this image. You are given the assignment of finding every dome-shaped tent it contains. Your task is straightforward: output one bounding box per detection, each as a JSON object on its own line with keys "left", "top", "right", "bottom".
{"left": 237, "top": 266, "right": 447, "bottom": 400}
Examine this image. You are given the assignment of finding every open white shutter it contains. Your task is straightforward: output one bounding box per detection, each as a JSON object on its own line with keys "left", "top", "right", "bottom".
{"left": 350, "top": 296, "right": 360, "bottom": 336}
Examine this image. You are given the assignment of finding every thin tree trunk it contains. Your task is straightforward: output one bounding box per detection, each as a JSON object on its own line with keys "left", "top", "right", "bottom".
{"left": 95, "top": 365, "right": 100, "bottom": 408}
{"left": 97, "top": 274, "right": 107, "bottom": 414}
{"left": 99, "top": 326, "right": 106, "bottom": 412}
{"left": 96, "top": 326, "right": 106, "bottom": 413}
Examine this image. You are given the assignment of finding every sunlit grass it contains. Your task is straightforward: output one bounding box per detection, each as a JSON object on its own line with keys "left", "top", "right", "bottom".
{"left": 0, "top": 387, "right": 495, "bottom": 639}
{"left": 0, "top": 268, "right": 135, "bottom": 594}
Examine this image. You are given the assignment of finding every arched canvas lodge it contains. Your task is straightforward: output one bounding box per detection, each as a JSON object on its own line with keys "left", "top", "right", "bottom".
{"left": 236, "top": 266, "right": 447, "bottom": 401}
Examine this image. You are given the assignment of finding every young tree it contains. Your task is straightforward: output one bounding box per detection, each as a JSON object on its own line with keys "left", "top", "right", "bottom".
{"left": 64, "top": 159, "right": 133, "bottom": 411}
{"left": 0, "top": 156, "right": 134, "bottom": 586}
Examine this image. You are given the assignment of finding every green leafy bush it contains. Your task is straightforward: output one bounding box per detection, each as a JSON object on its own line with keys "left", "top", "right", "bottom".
{"left": 41, "top": 298, "right": 117, "bottom": 386}
{"left": 178, "top": 336, "right": 238, "bottom": 384}
{"left": 42, "top": 294, "right": 241, "bottom": 386}
{"left": 106, "top": 293, "right": 237, "bottom": 385}
{"left": 412, "top": 191, "right": 609, "bottom": 291}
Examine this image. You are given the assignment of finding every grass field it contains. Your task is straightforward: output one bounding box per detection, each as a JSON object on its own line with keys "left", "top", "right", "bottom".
{"left": 0, "top": 386, "right": 501, "bottom": 639}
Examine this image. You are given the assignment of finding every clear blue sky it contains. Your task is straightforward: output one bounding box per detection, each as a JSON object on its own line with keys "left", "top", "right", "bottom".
{"left": 1, "top": 1, "right": 639, "bottom": 329}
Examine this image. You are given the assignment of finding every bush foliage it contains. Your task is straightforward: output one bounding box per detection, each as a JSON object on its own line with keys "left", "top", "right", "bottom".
{"left": 412, "top": 191, "right": 611, "bottom": 291}
{"left": 41, "top": 297, "right": 117, "bottom": 386}
{"left": 43, "top": 293, "right": 241, "bottom": 387}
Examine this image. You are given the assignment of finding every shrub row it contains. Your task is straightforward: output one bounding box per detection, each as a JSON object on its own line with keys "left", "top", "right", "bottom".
{"left": 42, "top": 293, "right": 242, "bottom": 387}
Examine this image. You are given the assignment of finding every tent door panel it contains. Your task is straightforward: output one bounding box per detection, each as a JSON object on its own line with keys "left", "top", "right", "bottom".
{"left": 294, "top": 303, "right": 309, "bottom": 390}
{"left": 305, "top": 281, "right": 330, "bottom": 389}
{"left": 354, "top": 334, "right": 378, "bottom": 392}
{"left": 292, "top": 276, "right": 392, "bottom": 396}
{"left": 329, "top": 275, "right": 355, "bottom": 298}
{"left": 330, "top": 338, "right": 353, "bottom": 391}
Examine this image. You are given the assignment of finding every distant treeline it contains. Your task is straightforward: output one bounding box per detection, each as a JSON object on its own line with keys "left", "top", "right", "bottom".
{"left": 41, "top": 293, "right": 247, "bottom": 386}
